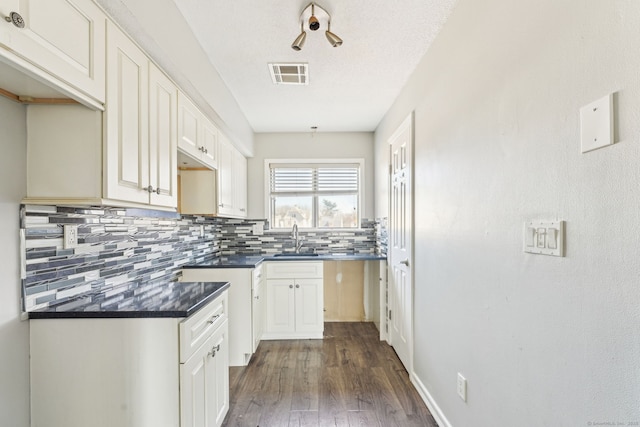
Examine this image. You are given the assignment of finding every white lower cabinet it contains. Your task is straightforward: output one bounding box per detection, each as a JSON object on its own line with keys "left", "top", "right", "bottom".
{"left": 30, "top": 291, "right": 229, "bottom": 427}
{"left": 263, "top": 262, "right": 324, "bottom": 340}
{"left": 180, "top": 319, "right": 229, "bottom": 427}
{"left": 181, "top": 265, "right": 264, "bottom": 365}
{"left": 252, "top": 271, "right": 265, "bottom": 351}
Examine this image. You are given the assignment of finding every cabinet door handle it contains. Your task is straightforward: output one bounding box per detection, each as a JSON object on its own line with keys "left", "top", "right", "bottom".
{"left": 207, "top": 314, "right": 221, "bottom": 324}
{"left": 400, "top": 259, "right": 410, "bottom": 267}
{"left": 145, "top": 185, "right": 155, "bottom": 194}
{"left": 255, "top": 295, "right": 259, "bottom": 300}
{"left": 208, "top": 344, "right": 221, "bottom": 358}
{"left": 295, "top": 284, "right": 300, "bottom": 289}
{"left": 5, "top": 12, "right": 25, "bottom": 28}
{"left": 289, "top": 284, "right": 293, "bottom": 289}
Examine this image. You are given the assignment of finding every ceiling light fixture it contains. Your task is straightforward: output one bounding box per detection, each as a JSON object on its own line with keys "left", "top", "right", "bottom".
{"left": 291, "top": 2, "right": 342, "bottom": 51}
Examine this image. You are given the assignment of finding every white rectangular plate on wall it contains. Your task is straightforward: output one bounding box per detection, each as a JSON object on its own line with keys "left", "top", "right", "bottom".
{"left": 524, "top": 220, "right": 565, "bottom": 257}
{"left": 580, "top": 94, "right": 614, "bottom": 153}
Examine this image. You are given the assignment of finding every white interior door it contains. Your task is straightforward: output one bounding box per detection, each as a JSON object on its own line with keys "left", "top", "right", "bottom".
{"left": 388, "top": 114, "right": 413, "bottom": 372}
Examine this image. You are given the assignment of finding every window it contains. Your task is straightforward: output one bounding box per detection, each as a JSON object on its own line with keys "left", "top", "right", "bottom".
{"left": 266, "top": 160, "right": 363, "bottom": 229}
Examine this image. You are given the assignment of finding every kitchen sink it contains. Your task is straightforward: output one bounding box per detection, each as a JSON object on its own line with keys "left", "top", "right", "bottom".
{"left": 273, "top": 253, "right": 319, "bottom": 257}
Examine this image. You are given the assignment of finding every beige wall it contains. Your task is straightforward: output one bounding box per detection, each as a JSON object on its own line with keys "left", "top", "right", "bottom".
{"left": 0, "top": 96, "right": 30, "bottom": 426}
{"left": 248, "top": 132, "right": 375, "bottom": 220}
{"left": 375, "top": 0, "right": 640, "bottom": 425}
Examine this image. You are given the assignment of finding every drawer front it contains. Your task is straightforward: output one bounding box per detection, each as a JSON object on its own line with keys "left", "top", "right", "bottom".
{"left": 265, "top": 261, "right": 323, "bottom": 279}
{"left": 180, "top": 291, "right": 227, "bottom": 362}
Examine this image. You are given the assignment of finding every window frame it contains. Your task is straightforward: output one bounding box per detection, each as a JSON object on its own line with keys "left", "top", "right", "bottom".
{"left": 264, "top": 158, "right": 365, "bottom": 230}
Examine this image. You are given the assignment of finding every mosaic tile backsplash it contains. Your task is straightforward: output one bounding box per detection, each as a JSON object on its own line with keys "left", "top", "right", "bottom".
{"left": 21, "top": 205, "right": 221, "bottom": 312}
{"left": 217, "top": 218, "right": 382, "bottom": 256}
{"left": 21, "top": 204, "right": 386, "bottom": 312}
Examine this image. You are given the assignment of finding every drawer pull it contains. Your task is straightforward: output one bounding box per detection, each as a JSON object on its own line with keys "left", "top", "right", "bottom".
{"left": 208, "top": 344, "right": 221, "bottom": 358}
{"left": 207, "top": 314, "right": 221, "bottom": 325}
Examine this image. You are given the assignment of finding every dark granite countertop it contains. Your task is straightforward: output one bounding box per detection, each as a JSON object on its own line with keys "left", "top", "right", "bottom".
{"left": 184, "top": 253, "right": 387, "bottom": 269}
{"left": 28, "top": 281, "right": 230, "bottom": 319}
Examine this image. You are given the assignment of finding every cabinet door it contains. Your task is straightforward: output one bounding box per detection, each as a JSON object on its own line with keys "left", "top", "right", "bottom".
{"left": 149, "top": 64, "right": 177, "bottom": 208}
{"left": 217, "top": 135, "right": 234, "bottom": 216}
{"left": 295, "top": 278, "right": 324, "bottom": 333}
{"left": 210, "top": 321, "right": 229, "bottom": 427}
{"left": 201, "top": 119, "right": 218, "bottom": 169}
{"left": 266, "top": 279, "right": 295, "bottom": 334}
{"left": 0, "top": 0, "right": 106, "bottom": 102}
{"left": 105, "top": 22, "right": 150, "bottom": 204}
{"left": 252, "top": 276, "right": 264, "bottom": 352}
{"left": 234, "top": 149, "right": 247, "bottom": 217}
{"left": 177, "top": 92, "right": 201, "bottom": 161}
{"left": 181, "top": 320, "right": 229, "bottom": 427}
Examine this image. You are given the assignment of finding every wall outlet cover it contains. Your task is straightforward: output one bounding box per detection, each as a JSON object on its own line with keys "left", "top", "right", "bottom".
{"left": 63, "top": 224, "right": 79, "bottom": 249}
{"left": 457, "top": 373, "right": 467, "bottom": 402}
{"left": 580, "top": 93, "right": 614, "bottom": 153}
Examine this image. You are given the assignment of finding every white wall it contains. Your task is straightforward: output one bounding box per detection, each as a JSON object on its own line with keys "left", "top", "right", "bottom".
{"left": 375, "top": 1, "right": 640, "bottom": 426}
{"left": 248, "top": 132, "right": 375, "bottom": 220}
{"left": 0, "top": 97, "right": 30, "bottom": 426}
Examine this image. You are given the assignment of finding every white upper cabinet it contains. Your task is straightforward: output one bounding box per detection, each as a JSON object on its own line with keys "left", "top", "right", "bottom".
{"left": 25, "top": 22, "right": 178, "bottom": 210}
{"left": 201, "top": 119, "right": 219, "bottom": 168}
{"left": 0, "top": 0, "right": 106, "bottom": 105}
{"left": 105, "top": 21, "right": 150, "bottom": 204}
{"left": 217, "top": 134, "right": 234, "bottom": 216}
{"left": 217, "top": 134, "right": 247, "bottom": 218}
{"left": 149, "top": 64, "right": 178, "bottom": 208}
{"left": 178, "top": 92, "right": 218, "bottom": 170}
{"left": 105, "top": 21, "right": 177, "bottom": 208}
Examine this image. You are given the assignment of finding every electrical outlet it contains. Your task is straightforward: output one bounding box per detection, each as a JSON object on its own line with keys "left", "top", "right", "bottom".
{"left": 63, "top": 224, "right": 78, "bottom": 249}
{"left": 252, "top": 223, "right": 264, "bottom": 235}
{"left": 457, "top": 373, "right": 467, "bottom": 402}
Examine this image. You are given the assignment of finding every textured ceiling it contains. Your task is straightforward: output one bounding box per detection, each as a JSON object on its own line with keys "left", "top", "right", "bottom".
{"left": 172, "top": 0, "right": 457, "bottom": 133}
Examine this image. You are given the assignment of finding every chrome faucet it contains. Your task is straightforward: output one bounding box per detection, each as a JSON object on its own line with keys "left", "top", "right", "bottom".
{"left": 291, "top": 223, "right": 303, "bottom": 253}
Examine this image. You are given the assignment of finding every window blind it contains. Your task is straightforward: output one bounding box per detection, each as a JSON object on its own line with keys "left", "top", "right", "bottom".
{"left": 269, "top": 164, "right": 359, "bottom": 196}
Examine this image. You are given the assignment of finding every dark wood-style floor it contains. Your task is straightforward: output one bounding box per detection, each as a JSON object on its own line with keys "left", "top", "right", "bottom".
{"left": 223, "top": 322, "right": 438, "bottom": 427}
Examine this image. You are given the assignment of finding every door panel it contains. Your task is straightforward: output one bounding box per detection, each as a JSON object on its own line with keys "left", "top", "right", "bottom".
{"left": 105, "top": 22, "right": 149, "bottom": 204}
{"left": 266, "top": 279, "right": 295, "bottom": 333}
{"left": 294, "top": 278, "right": 323, "bottom": 333}
{"left": 149, "top": 64, "right": 177, "bottom": 207}
{"left": 388, "top": 114, "right": 413, "bottom": 371}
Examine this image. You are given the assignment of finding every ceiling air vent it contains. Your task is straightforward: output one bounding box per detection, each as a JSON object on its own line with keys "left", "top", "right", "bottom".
{"left": 268, "top": 63, "right": 309, "bottom": 85}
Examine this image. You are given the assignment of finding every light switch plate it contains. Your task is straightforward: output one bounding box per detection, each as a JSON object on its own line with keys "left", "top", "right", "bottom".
{"left": 524, "top": 220, "right": 565, "bottom": 257}
{"left": 580, "top": 94, "right": 614, "bottom": 153}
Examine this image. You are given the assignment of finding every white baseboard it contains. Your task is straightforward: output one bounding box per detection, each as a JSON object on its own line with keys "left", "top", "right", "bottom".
{"left": 411, "top": 372, "right": 452, "bottom": 427}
